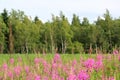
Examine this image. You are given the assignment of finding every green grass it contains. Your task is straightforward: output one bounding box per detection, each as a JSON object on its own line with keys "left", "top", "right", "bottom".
{"left": 0, "top": 53, "right": 94, "bottom": 65}
{"left": 0, "top": 53, "right": 120, "bottom": 79}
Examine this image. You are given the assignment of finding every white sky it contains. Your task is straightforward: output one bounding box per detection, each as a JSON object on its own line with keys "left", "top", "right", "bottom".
{"left": 0, "top": 0, "right": 120, "bottom": 23}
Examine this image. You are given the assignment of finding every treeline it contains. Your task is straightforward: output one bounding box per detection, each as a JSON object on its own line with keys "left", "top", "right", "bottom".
{"left": 0, "top": 9, "right": 120, "bottom": 54}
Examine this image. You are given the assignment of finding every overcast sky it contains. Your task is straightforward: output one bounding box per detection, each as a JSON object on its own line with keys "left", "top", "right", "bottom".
{"left": 0, "top": 0, "right": 120, "bottom": 23}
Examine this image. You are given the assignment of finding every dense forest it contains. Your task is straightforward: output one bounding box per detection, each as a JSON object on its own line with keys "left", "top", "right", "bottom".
{"left": 0, "top": 9, "right": 120, "bottom": 54}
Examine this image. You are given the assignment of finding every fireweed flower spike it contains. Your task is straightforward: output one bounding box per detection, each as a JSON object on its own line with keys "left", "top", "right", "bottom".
{"left": 77, "top": 70, "right": 89, "bottom": 80}
{"left": 10, "top": 58, "right": 14, "bottom": 64}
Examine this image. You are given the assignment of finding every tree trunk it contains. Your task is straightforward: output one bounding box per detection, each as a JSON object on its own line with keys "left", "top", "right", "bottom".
{"left": 61, "top": 37, "right": 64, "bottom": 53}
{"left": 89, "top": 44, "right": 92, "bottom": 54}
{"left": 63, "top": 40, "right": 67, "bottom": 54}
{"left": 25, "top": 42, "right": 28, "bottom": 53}
{"left": 50, "top": 30, "right": 54, "bottom": 54}
{"left": 0, "top": 45, "right": 3, "bottom": 53}
{"left": 9, "top": 22, "right": 14, "bottom": 53}
{"left": 45, "top": 34, "right": 48, "bottom": 53}
{"left": 95, "top": 44, "right": 98, "bottom": 54}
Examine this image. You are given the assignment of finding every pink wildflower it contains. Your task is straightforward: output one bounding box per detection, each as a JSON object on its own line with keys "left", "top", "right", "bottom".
{"left": 35, "top": 75, "right": 41, "bottom": 80}
{"left": 118, "top": 56, "right": 120, "bottom": 61}
{"left": 3, "top": 63, "right": 8, "bottom": 70}
{"left": 77, "top": 70, "right": 89, "bottom": 80}
{"left": 26, "top": 72, "right": 34, "bottom": 80}
{"left": 67, "top": 67, "right": 76, "bottom": 80}
{"left": 34, "top": 57, "right": 40, "bottom": 65}
{"left": 109, "top": 77, "right": 115, "bottom": 80}
{"left": 10, "top": 58, "right": 14, "bottom": 64}
{"left": 25, "top": 66, "right": 29, "bottom": 73}
{"left": 53, "top": 53, "right": 61, "bottom": 63}
{"left": 84, "top": 58, "right": 95, "bottom": 69}
{"left": 67, "top": 74, "right": 76, "bottom": 80}
{"left": 52, "top": 62, "right": 57, "bottom": 68}
{"left": 52, "top": 73, "right": 59, "bottom": 80}
{"left": 14, "top": 66, "right": 21, "bottom": 76}
{"left": 94, "top": 60, "right": 103, "bottom": 71}
{"left": 72, "top": 59, "right": 77, "bottom": 67}
{"left": 113, "top": 49, "right": 119, "bottom": 54}
{"left": 43, "top": 76, "right": 48, "bottom": 80}
{"left": 96, "top": 54, "right": 103, "bottom": 61}
{"left": 7, "top": 71, "right": 13, "bottom": 79}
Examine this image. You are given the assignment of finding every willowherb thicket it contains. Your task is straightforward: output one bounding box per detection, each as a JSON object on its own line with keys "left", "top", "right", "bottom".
{"left": 0, "top": 52, "right": 120, "bottom": 80}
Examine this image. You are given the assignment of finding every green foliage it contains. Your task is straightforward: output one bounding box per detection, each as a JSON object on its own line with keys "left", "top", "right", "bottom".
{"left": 67, "top": 41, "right": 84, "bottom": 53}
{"left": 0, "top": 9, "right": 120, "bottom": 53}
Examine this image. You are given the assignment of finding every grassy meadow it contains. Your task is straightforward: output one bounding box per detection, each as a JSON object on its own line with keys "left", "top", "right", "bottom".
{"left": 0, "top": 53, "right": 119, "bottom": 80}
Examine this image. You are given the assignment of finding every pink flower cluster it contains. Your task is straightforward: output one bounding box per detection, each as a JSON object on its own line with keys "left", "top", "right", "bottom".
{"left": 0, "top": 53, "right": 117, "bottom": 80}
{"left": 84, "top": 55, "right": 103, "bottom": 71}
{"left": 113, "top": 49, "right": 119, "bottom": 54}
